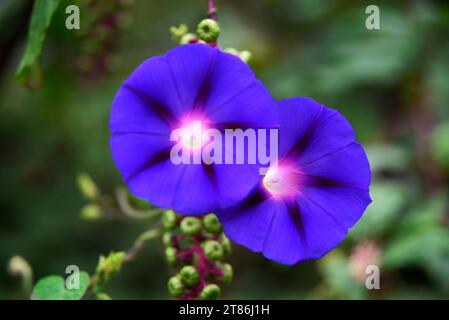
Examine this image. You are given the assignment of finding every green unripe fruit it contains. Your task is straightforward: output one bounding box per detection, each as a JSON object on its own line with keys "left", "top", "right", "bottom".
{"left": 197, "top": 19, "right": 220, "bottom": 42}
{"left": 180, "top": 217, "right": 202, "bottom": 235}
{"left": 221, "top": 263, "right": 233, "bottom": 284}
{"left": 180, "top": 265, "right": 200, "bottom": 286}
{"left": 203, "top": 214, "right": 222, "bottom": 234}
{"left": 162, "top": 210, "right": 178, "bottom": 230}
{"left": 220, "top": 234, "right": 232, "bottom": 256}
{"left": 201, "top": 284, "right": 221, "bottom": 300}
{"left": 165, "top": 247, "right": 178, "bottom": 267}
{"left": 168, "top": 276, "right": 185, "bottom": 298}
{"left": 163, "top": 232, "right": 173, "bottom": 247}
{"left": 203, "top": 240, "right": 224, "bottom": 261}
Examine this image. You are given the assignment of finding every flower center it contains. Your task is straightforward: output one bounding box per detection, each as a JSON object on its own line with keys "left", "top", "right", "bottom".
{"left": 262, "top": 163, "right": 301, "bottom": 199}
{"left": 180, "top": 120, "right": 208, "bottom": 151}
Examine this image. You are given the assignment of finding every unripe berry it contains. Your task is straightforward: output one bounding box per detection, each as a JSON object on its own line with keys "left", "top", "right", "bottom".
{"left": 167, "top": 276, "right": 184, "bottom": 298}
{"left": 203, "top": 240, "right": 224, "bottom": 261}
{"left": 180, "top": 265, "right": 200, "bottom": 286}
{"left": 203, "top": 213, "right": 222, "bottom": 234}
{"left": 165, "top": 247, "right": 178, "bottom": 267}
{"left": 197, "top": 19, "right": 220, "bottom": 42}
{"left": 180, "top": 217, "right": 202, "bottom": 235}
{"left": 201, "top": 284, "right": 221, "bottom": 300}
{"left": 162, "top": 210, "right": 178, "bottom": 230}
{"left": 220, "top": 234, "right": 232, "bottom": 256}
{"left": 221, "top": 263, "right": 233, "bottom": 285}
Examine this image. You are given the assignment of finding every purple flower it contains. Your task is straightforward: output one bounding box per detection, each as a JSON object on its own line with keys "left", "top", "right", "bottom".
{"left": 216, "top": 98, "right": 372, "bottom": 265}
{"left": 109, "top": 44, "right": 277, "bottom": 215}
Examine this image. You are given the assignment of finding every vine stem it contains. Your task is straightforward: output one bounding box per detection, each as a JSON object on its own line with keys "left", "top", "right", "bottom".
{"left": 208, "top": 0, "right": 217, "bottom": 20}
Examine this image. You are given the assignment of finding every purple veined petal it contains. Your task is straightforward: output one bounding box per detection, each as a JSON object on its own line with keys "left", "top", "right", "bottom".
{"left": 212, "top": 162, "right": 264, "bottom": 210}
{"left": 299, "top": 142, "right": 372, "bottom": 190}
{"left": 203, "top": 50, "right": 257, "bottom": 114}
{"left": 110, "top": 132, "right": 173, "bottom": 182}
{"left": 110, "top": 85, "right": 172, "bottom": 135}
{"left": 206, "top": 80, "right": 278, "bottom": 129}
{"left": 126, "top": 160, "right": 217, "bottom": 215}
{"left": 297, "top": 141, "right": 372, "bottom": 229}
{"left": 217, "top": 192, "right": 275, "bottom": 253}
{"left": 278, "top": 97, "right": 356, "bottom": 164}
{"left": 165, "top": 44, "right": 217, "bottom": 111}
{"left": 123, "top": 53, "right": 186, "bottom": 122}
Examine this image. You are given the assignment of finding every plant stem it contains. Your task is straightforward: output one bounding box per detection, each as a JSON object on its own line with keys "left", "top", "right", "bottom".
{"left": 208, "top": 0, "right": 217, "bottom": 20}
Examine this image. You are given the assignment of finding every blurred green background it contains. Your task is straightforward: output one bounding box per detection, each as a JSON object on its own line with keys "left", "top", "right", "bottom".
{"left": 1, "top": 0, "right": 449, "bottom": 299}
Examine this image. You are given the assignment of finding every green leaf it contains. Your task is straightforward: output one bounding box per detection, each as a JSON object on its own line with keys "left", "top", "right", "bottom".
{"left": 15, "top": 0, "right": 61, "bottom": 90}
{"left": 31, "top": 271, "right": 90, "bottom": 300}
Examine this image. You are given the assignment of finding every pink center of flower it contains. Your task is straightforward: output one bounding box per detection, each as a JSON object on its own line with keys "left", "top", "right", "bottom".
{"left": 262, "top": 163, "right": 301, "bottom": 199}
{"left": 179, "top": 120, "right": 209, "bottom": 151}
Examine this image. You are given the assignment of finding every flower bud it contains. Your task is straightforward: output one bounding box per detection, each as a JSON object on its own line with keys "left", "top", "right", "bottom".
{"left": 170, "top": 24, "right": 189, "bottom": 40}
{"left": 221, "top": 263, "right": 233, "bottom": 285}
{"left": 77, "top": 173, "right": 99, "bottom": 199}
{"left": 203, "top": 240, "right": 224, "bottom": 261}
{"left": 162, "top": 210, "right": 178, "bottom": 230}
{"left": 239, "top": 50, "right": 252, "bottom": 64}
{"left": 162, "top": 231, "right": 174, "bottom": 247}
{"left": 165, "top": 247, "right": 178, "bottom": 267}
{"left": 180, "top": 265, "right": 200, "bottom": 286}
{"left": 220, "top": 234, "right": 232, "bottom": 256}
{"left": 180, "top": 33, "right": 197, "bottom": 45}
{"left": 168, "top": 276, "right": 185, "bottom": 298}
{"left": 197, "top": 19, "right": 220, "bottom": 42}
{"left": 80, "top": 204, "right": 102, "bottom": 220}
{"left": 180, "top": 217, "right": 202, "bottom": 235}
{"left": 203, "top": 213, "right": 222, "bottom": 234}
{"left": 201, "top": 284, "right": 221, "bottom": 300}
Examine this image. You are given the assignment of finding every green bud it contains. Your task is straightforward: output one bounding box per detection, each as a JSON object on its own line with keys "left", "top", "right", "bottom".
{"left": 197, "top": 19, "right": 220, "bottom": 42}
{"left": 80, "top": 204, "right": 102, "bottom": 220}
{"left": 220, "top": 234, "right": 232, "bottom": 256}
{"left": 170, "top": 24, "right": 189, "bottom": 40}
{"left": 180, "top": 33, "right": 197, "bottom": 45}
{"left": 163, "top": 231, "right": 174, "bottom": 247}
{"left": 180, "top": 265, "right": 200, "bottom": 286}
{"left": 95, "top": 251, "right": 125, "bottom": 287}
{"left": 203, "top": 214, "right": 222, "bottom": 234}
{"left": 180, "top": 217, "right": 202, "bottom": 235}
{"left": 203, "top": 240, "right": 224, "bottom": 261}
{"left": 201, "top": 284, "right": 221, "bottom": 300}
{"left": 168, "top": 276, "right": 185, "bottom": 298}
{"left": 162, "top": 210, "right": 178, "bottom": 230}
{"left": 221, "top": 263, "right": 233, "bottom": 284}
{"left": 239, "top": 50, "right": 252, "bottom": 64}
{"left": 165, "top": 247, "right": 178, "bottom": 267}
{"left": 77, "top": 173, "right": 99, "bottom": 199}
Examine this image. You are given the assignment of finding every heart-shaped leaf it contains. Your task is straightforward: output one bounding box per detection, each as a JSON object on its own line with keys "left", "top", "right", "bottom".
{"left": 31, "top": 271, "right": 90, "bottom": 300}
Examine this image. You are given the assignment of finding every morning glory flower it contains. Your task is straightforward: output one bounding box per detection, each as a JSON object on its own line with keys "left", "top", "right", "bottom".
{"left": 109, "top": 44, "right": 277, "bottom": 215}
{"left": 216, "top": 97, "right": 372, "bottom": 265}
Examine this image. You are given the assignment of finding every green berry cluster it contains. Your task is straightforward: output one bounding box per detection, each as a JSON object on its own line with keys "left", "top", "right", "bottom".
{"left": 169, "top": 19, "right": 252, "bottom": 64}
{"left": 162, "top": 210, "right": 233, "bottom": 300}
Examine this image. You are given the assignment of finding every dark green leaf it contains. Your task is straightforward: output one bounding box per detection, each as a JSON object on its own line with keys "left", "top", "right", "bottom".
{"left": 15, "top": 0, "right": 61, "bottom": 89}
